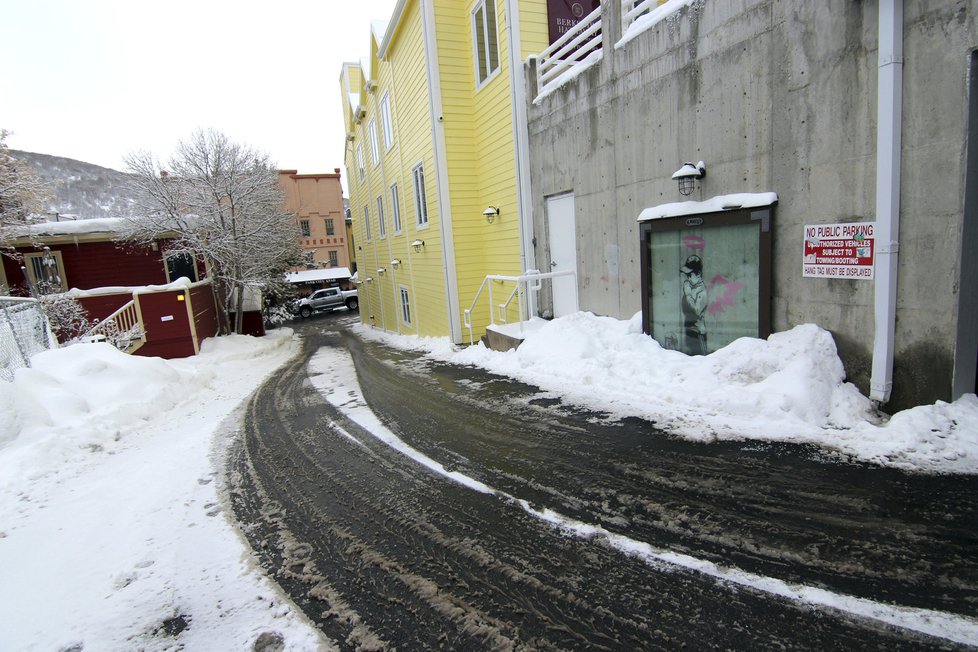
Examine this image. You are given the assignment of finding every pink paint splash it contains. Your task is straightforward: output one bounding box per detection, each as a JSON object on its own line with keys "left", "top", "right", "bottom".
{"left": 706, "top": 275, "right": 743, "bottom": 315}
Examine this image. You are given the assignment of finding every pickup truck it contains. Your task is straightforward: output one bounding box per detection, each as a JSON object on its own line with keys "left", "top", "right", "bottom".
{"left": 295, "top": 287, "right": 359, "bottom": 317}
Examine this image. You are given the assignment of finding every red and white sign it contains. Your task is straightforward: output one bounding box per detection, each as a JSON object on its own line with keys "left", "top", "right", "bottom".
{"left": 803, "top": 222, "right": 875, "bottom": 280}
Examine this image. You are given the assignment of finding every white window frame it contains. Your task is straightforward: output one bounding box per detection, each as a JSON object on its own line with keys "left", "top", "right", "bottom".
{"left": 363, "top": 205, "right": 372, "bottom": 241}
{"left": 376, "top": 195, "right": 386, "bottom": 238}
{"left": 164, "top": 251, "right": 199, "bottom": 283}
{"left": 357, "top": 145, "right": 365, "bottom": 181}
{"left": 412, "top": 163, "right": 429, "bottom": 227}
{"left": 390, "top": 183, "right": 402, "bottom": 234}
{"left": 472, "top": 0, "right": 500, "bottom": 89}
{"left": 380, "top": 92, "right": 394, "bottom": 150}
{"left": 368, "top": 118, "right": 380, "bottom": 166}
{"left": 399, "top": 285, "right": 412, "bottom": 326}
{"left": 24, "top": 250, "right": 67, "bottom": 292}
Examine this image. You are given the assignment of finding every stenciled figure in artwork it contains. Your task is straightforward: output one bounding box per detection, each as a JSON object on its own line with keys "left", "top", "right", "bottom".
{"left": 680, "top": 254, "right": 707, "bottom": 355}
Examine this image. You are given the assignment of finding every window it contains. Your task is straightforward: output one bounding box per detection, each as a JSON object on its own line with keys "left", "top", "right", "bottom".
{"left": 363, "top": 205, "right": 372, "bottom": 240}
{"left": 400, "top": 286, "right": 412, "bottom": 326}
{"left": 24, "top": 250, "right": 66, "bottom": 292}
{"left": 412, "top": 163, "right": 428, "bottom": 226}
{"left": 472, "top": 0, "right": 499, "bottom": 87}
{"left": 376, "top": 196, "right": 386, "bottom": 238}
{"left": 357, "top": 145, "right": 365, "bottom": 181}
{"left": 390, "top": 183, "right": 402, "bottom": 233}
{"left": 380, "top": 93, "right": 394, "bottom": 150}
{"left": 299, "top": 219, "right": 310, "bottom": 237}
{"left": 328, "top": 250, "right": 339, "bottom": 267}
{"left": 325, "top": 218, "right": 335, "bottom": 236}
{"left": 165, "top": 252, "right": 198, "bottom": 283}
{"left": 368, "top": 118, "right": 380, "bottom": 165}
{"left": 640, "top": 206, "right": 774, "bottom": 355}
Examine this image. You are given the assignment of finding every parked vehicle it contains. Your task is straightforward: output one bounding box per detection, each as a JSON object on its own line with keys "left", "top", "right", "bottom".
{"left": 295, "top": 287, "right": 359, "bottom": 317}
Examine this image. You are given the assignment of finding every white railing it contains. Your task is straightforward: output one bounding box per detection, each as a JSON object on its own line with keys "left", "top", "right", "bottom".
{"left": 87, "top": 300, "right": 146, "bottom": 353}
{"left": 536, "top": 5, "right": 603, "bottom": 94}
{"left": 622, "top": 0, "right": 662, "bottom": 33}
{"left": 463, "top": 269, "right": 578, "bottom": 346}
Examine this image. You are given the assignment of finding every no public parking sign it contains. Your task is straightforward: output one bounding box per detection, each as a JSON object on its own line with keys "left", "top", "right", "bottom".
{"left": 803, "top": 222, "right": 876, "bottom": 280}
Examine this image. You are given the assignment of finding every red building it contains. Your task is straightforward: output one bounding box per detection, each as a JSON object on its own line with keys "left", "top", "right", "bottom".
{"left": 0, "top": 218, "right": 243, "bottom": 358}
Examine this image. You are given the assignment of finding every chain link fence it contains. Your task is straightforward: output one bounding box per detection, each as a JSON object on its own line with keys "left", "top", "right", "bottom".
{"left": 0, "top": 297, "right": 56, "bottom": 382}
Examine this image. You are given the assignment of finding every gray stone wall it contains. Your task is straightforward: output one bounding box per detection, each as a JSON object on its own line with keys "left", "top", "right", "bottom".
{"left": 526, "top": 0, "right": 977, "bottom": 410}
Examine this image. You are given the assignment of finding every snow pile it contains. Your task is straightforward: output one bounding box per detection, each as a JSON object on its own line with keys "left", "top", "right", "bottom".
{"left": 0, "top": 329, "right": 324, "bottom": 651}
{"left": 360, "top": 312, "right": 978, "bottom": 474}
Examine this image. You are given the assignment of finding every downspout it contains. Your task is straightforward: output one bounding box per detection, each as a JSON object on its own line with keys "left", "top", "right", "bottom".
{"left": 870, "top": 0, "right": 903, "bottom": 403}
{"left": 504, "top": 0, "right": 537, "bottom": 317}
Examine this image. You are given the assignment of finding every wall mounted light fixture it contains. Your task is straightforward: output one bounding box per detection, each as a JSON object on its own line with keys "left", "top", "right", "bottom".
{"left": 377, "top": 267, "right": 386, "bottom": 275}
{"left": 390, "top": 259, "right": 401, "bottom": 268}
{"left": 672, "top": 161, "right": 706, "bottom": 196}
{"left": 483, "top": 206, "right": 500, "bottom": 224}
{"left": 411, "top": 239, "right": 425, "bottom": 253}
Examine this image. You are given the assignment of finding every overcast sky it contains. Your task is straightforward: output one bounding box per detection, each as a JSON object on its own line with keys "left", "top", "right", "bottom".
{"left": 1, "top": 0, "right": 398, "bottom": 191}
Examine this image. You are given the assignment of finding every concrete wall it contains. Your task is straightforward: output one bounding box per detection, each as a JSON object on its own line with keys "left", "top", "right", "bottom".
{"left": 526, "top": 0, "right": 977, "bottom": 410}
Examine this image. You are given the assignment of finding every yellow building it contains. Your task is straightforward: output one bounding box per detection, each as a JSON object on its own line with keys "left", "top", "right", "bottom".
{"left": 340, "top": 0, "right": 549, "bottom": 343}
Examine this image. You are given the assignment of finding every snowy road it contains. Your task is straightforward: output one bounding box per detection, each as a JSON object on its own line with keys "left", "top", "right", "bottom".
{"left": 229, "top": 318, "right": 978, "bottom": 649}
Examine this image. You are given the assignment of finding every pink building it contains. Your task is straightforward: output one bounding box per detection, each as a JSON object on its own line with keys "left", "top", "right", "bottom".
{"left": 278, "top": 169, "right": 350, "bottom": 272}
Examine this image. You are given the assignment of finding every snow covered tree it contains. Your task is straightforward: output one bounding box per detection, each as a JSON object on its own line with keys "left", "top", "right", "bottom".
{"left": 0, "top": 129, "right": 51, "bottom": 259}
{"left": 124, "top": 129, "right": 302, "bottom": 334}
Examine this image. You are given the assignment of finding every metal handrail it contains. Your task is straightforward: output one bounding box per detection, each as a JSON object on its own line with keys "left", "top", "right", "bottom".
{"left": 463, "top": 269, "right": 578, "bottom": 345}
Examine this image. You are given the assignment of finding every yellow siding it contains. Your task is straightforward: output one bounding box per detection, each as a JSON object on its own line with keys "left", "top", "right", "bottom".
{"left": 340, "top": 0, "right": 550, "bottom": 342}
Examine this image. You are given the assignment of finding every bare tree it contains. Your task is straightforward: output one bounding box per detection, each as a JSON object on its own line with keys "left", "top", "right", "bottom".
{"left": 124, "top": 129, "right": 302, "bottom": 334}
{"left": 0, "top": 130, "right": 51, "bottom": 259}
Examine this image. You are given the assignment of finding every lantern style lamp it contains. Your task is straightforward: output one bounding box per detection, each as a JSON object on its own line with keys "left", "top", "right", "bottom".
{"left": 672, "top": 161, "right": 706, "bottom": 196}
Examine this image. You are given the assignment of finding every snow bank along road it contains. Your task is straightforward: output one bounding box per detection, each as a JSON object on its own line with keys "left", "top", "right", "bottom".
{"left": 228, "top": 320, "right": 978, "bottom": 649}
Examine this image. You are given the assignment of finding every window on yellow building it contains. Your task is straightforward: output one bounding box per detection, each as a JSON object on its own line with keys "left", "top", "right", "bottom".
{"left": 357, "top": 145, "right": 365, "bottom": 181}
{"left": 472, "top": 0, "right": 499, "bottom": 87}
{"left": 412, "top": 163, "right": 428, "bottom": 227}
{"left": 400, "top": 286, "right": 412, "bottom": 326}
{"left": 380, "top": 93, "right": 394, "bottom": 150}
{"left": 390, "top": 183, "right": 402, "bottom": 233}
{"left": 376, "top": 195, "right": 386, "bottom": 238}
{"left": 363, "top": 205, "right": 372, "bottom": 240}
{"left": 369, "top": 118, "right": 380, "bottom": 165}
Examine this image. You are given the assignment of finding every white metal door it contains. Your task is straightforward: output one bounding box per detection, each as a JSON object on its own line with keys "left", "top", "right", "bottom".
{"left": 546, "top": 193, "right": 578, "bottom": 317}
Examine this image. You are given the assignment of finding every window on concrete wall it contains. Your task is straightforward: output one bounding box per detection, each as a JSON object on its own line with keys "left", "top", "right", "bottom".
{"left": 412, "top": 163, "right": 428, "bottom": 227}
{"left": 472, "top": 0, "right": 500, "bottom": 87}
{"left": 400, "top": 286, "right": 412, "bottom": 326}
{"left": 390, "top": 183, "right": 402, "bottom": 233}
{"left": 376, "top": 195, "right": 386, "bottom": 238}
{"left": 325, "top": 218, "right": 335, "bottom": 236}
{"left": 363, "top": 205, "right": 372, "bottom": 241}
{"left": 369, "top": 118, "right": 380, "bottom": 165}
{"left": 328, "top": 250, "right": 339, "bottom": 267}
{"left": 640, "top": 206, "right": 774, "bottom": 356}
{"left": 299, "top": 219, "right": 310, "bottom": 237}
{"left": 380, "top": 93, "right": 394, "bottom": 150}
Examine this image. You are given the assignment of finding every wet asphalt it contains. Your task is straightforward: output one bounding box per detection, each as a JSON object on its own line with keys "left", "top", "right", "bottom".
{"left": 227, "top": 314, "right": 978, "bottom": 650}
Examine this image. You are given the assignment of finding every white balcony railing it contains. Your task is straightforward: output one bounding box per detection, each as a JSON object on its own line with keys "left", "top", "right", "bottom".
{"left": 536, "top": 5, "right": 603, "bottom": 95}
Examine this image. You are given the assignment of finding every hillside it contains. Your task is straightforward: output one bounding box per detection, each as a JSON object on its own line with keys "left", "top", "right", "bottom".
{"left": 9, "top": 150, "right": 142, "bottom": 219}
